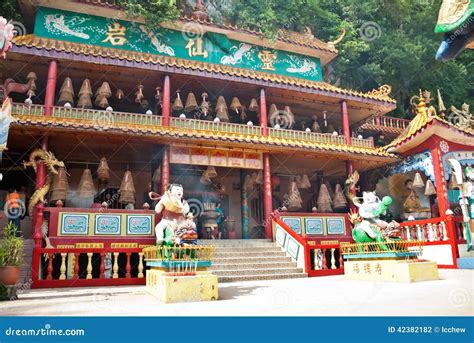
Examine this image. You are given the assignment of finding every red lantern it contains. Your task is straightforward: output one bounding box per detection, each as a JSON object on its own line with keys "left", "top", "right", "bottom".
{"left": 271, "top": 174, "right": 281, "bottom": 188}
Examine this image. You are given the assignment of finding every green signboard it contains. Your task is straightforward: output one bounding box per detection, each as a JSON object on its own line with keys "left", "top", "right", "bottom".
{"left": 34, "top": 7, "right": 323, "bottom": 82}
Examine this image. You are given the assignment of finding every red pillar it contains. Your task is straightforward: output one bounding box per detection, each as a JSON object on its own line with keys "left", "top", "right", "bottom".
{"left": 162, "top": 75, "right": 171, "bottom": 126}
{"left": 160, "top": 146, "right": 170, "bottom": 195}
{"left": 259, "top": 88, "right": 268, "bottom": 135}
{"left": 431, "top": 145, "right": 449, "bottom": 216}
{"left": 44, "top": 60, "right": 57, "bottom": 117}
{"left": 263, "top": 153, "right": 273, "bottom": 239}
{"left": 341, "top": 100, "right": 351, "bottom": 145}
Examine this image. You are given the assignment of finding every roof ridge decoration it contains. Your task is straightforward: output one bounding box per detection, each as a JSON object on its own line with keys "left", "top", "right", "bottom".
{"left": 12, "top": 34, "right": 397, "bottom": 104}
{"left": 383, "top": 90, "right": 473, "bottom": 151}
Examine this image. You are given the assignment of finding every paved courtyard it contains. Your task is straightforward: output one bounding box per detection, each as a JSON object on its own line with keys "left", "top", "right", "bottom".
{"left": 1, "top": 269, "right": 472, "bottom": 316}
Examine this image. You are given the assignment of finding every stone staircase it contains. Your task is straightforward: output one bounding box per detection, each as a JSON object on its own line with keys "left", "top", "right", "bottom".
{"left": 200, "top": 239, "right": 307, "bottom": 282}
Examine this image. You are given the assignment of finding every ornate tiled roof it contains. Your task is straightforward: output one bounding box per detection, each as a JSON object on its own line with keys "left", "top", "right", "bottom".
{"left": 12, "top": 35, "right": 396, "bottom": 104}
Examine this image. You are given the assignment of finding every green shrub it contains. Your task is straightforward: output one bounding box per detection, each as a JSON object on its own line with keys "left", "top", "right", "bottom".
{"left": 0, "top": 223, "right": 24, "bottom": 267}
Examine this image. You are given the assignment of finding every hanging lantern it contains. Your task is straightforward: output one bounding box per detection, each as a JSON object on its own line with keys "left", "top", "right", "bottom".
{"left": 324, "top": 180, "right": 334, "bottom": 199}
{"left": 216, "top": 103, "right": 229, "bottom": 122}
{"left": 96, "top": 157, "right": 110, "bottom": 184}
{"left": 77, "top": 79, "right": 93, "bottom": 109}
{"left": 333, "top": 183, "right": 347, "bottom": 210}
{"left": 200, "top": 174, "right": 212, "bottom": 185}
{"left": 135, "top": 84, "right": 144, "bottom": 103}
{"left": 249, "top": 98, "right": 259, "bottom": 112}
{"left": 172, "top": 90, "right": 184, "bottom": 111}
{"left": 98, "top": 96, "right": 109, "bottom": 109}
{"left": 50, "top": 167, "right": 69, "bottom": 202}
{"left": 200, "top": 92, "right": 210, "bottom": 117}
{"left": 94, "top": 81, "right": 112, "bottom": 108}
{"left": 413, "top": 172, "right": 425, "bottom": 188}
{"left": 77, "top": 168, "right": 96, "bottom": 198}
{"left": 271, "top": 174, "right": 281, "bottom": 188}
{"left": 58, "top": 77, "right": 75, "bottom": 106}
{"left": 185, "top": 92, "right": 198, "bottom": 112}
{"left": 240, "top": 106, "right": 248, "bottom": 123}
{"left": 119, "top": 171, "right": 136, "bottom": 204}
{"left": 230, "top": 97, "right": 242, "bottom": 114}
{"left": 424, "top": 179, "right": 436, "bottom": 196}
{"left": 215, "top": 96, "right": 228, "bottom": 110}
{"left": 204, "top": 166, "right": 217, "bottom": 179}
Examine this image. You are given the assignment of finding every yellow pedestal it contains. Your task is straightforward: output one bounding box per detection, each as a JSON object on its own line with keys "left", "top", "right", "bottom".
{"left": 344, "top": 260, "right": 439, "bottom": 283}
{"left": 146, "top": 269, "right": 218, "bottom": 303}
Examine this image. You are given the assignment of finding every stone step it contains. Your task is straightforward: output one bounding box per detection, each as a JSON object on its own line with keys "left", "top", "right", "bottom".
{"left": 210, "top": 261, "right": 297, "bottom": 270}
{"left": 200, "top": 239, "right": 274, "bottom": 247}
{"left": 212, "top": 256, "right": 292, "bottom": 264}
{"left": 212, "top": 267, "right": 303, "bottom": 276}
{"left": 213, "top": 251, "right": 287, "bottom": 258}
{"left": 218, "top": 273, "right": 307, "bottom": 283}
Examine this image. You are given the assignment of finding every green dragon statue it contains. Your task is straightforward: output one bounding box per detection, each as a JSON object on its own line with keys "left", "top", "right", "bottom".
{"left": 435, "top": 0, "right": 473, "bottom": 61}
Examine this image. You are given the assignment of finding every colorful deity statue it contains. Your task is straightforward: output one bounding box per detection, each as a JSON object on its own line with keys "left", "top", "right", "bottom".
{"left": 350, "top": 191, "right": 401, "bottom": 249}
{"left": 149, "top": 184, "right": 191, "bottom": 246}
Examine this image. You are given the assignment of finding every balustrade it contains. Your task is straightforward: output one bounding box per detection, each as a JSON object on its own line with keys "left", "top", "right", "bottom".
{"left": 310, "top": 244, "right": 344, "bottom": 276}
{"left": 400, "top": 218, "right": 449, "bottom": 242}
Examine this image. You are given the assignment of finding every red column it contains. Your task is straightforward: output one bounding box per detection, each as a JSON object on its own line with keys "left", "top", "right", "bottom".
{"left": 341, "top": 100, "right": 351, "bottom": 145}
{"left": 263, "top": 153, "right": 273, "bottom": 239}
{"left": 162, "top": 75, "right": 171, "bottom": 126}
{"left": 259, "top": 88, "right": 268, "bottom": 135}
{"left": 44, "top": 60, "right": 57, "bottom": 117}
{"left": 160, "top": 146, "right": 170, "bottom": 195}
{"left": 431, "top": 145, "right": 449, "bottom": 216}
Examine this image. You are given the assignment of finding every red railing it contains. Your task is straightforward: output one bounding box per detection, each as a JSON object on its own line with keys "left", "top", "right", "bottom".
{"left": 33, "top": 247, "right": 146, "bottom": 289}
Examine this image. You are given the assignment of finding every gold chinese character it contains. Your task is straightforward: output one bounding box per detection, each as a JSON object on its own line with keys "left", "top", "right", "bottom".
{"left": 102, "top": 22, "right": 127, "bottom": 46}
{"left": 375, "top": 263, "right": 382, "bottom": 275}
{"left": 364, "top": 263, "right": 371, "bottom": 274}
{"left": 258, "top": 50, "right": 277, "bottom": 70}
{"left": 353, "top": 263, "right": 360, "bottom": 274}
{"left": 185, "top": 37, "right": 208, "bottom": 58}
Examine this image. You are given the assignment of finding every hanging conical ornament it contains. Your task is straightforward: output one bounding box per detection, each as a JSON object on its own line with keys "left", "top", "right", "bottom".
{"left": 448, "top": 174, "right": 459, "bottom": 189}
{"left": 78, "top": 79, "right": 93, "bottom": 109}
{"left": 230, "top": 97, "right": 242, "bottom": 114}
{"left": 250, "top": 172, "right": 258, "bottom": 185}
{"left": 296, "top": 175, "right": 303, "bottom": 189}
{"left": 216, "top": 96, "right": 228, "bottom": 110}
{"left": 324, "top": 180, "right": 334, "bottom": 199}
{"left": 96, "top": 157, "right": 110, "bottom": 184}
{"left": 413, "top": 172, "right": 424, "bottom": 188}
{"left": 152, "top": 166, "right": 161, "bottom": 186}
{"left": 77, "top": 168, "right": 96, "bottom": 198}
{"left": 240, "top": 106, "right": 248, "bottom": 123}
{"left": 200, "top": 174, "right": 212, "bottom": 185}
{"left": 204, "top": 166, "right": 217, "bottom": 179}
{"left": 25, "top": 72, "right": 37, "bottom": 102}
{"left": 244, "top": 174, "right": 253, "bottom": 191}
{"left": 268, "top": 104, "right": 278, "bottom": 118}
{"left": 119, "top": 171, "right": 136, "bottom": 204}
{"left": 255, "top": 170, "right": 263, "bottom": 185}
{"left": 154, "top": 87, "right": 162, "bottom": 108}
{"left": 284, "top": 105, "right": 295, "bottom": 129}
{"left": 424, "top": 179, "right": 436, "bottom": 196}
{"left": 288, "top": 179, "right": 303, "bottom": 211}
{"left": 50, "top": 167, "right": 69, "bottom": 202}
{"left": 116, "top": 89, "right": 125, "bottom": 100}
{"left": 311, "top": 115, "right": 321, "bottom": 133}
{"left": 98, "top": 96, "right": 109, "bottom": 109}
{"left": 94, "top": 81, "right": 112, "bottom": 108}
{"left": 58, "top": 77, "right": 75, "bottom": 106}
{"left": 249, "top": 98, "right": 259, "bottom": 112}
{"left": 184, "top": 92, "right": 198, "bottom": 112}
{"left": 172, "top": 90, "right": 184, "bottom": 111}
{"left": 200, "top": 92, "right": 210, "bottom": 117}
{"left": 135, "top": 84, "right": 144, "bottom": 103}
{"left": 301, "top": 174, "right": 311, "bottom": 189}
{"left": 317, "top": 183, "right": 333, "bottom": 213}
{"left": 333, "top": 183, "right": 347, "bottom": 210}
{"left": 216, "top": 104, "right": 229, "bottom": 122}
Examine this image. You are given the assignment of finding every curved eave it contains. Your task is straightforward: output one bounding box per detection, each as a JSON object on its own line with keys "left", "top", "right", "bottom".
{"left": 11, "top": 35, "right": 396, "bottom": 109}
{"left": 385, "top": 118, "right": 474, "bottom": 154}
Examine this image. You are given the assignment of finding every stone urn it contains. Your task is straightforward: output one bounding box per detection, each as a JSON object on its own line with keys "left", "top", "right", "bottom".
{"left": 200, "top": 210, "right": 220, "bottom": 239}
{"left": 224, "top": 217, "right": 236, "bottom": 239}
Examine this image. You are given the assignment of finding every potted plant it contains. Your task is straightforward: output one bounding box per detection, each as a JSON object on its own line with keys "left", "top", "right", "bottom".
{"left": 0, "top": 223, "right": 24, "bottom": 286}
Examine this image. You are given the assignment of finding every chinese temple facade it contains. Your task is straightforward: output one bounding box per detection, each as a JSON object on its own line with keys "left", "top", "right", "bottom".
{"left": 1, "top": 0, "right": 472, "bottom": 288}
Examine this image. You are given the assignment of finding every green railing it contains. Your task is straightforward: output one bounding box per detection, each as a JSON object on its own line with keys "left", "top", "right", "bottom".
{"left": 170, "top": 117, "right": 263, "bottom": 136}
{"left": 351, "top": 137, "right": 374, "bottom": 148}
{"left": 268, "top": 127, "right": 347, "bottom": 145}
{"left": 11, "top": 102, "right": 45, "bottom": 116}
